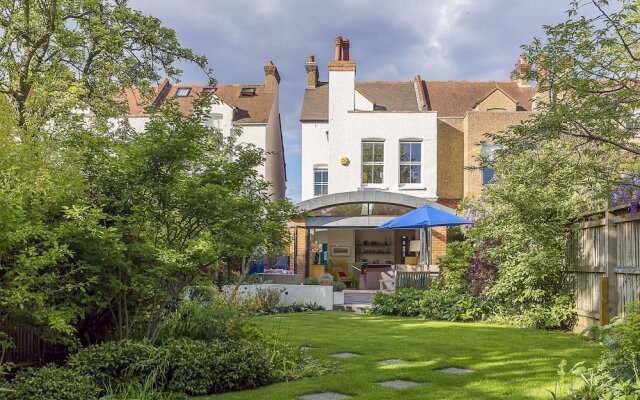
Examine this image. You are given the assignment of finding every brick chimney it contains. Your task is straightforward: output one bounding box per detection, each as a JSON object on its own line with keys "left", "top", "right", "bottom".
{"left": 510, "top": 53, "right": 531, "bottom": 87}
{"left": 264, "top": 60, "right": 280, "bottom": 93}
{"left": 305, "top": 53, "right": 319, "bottom": 89}
{"left": 328, "top": 35, "right": 356, "bottom": 72}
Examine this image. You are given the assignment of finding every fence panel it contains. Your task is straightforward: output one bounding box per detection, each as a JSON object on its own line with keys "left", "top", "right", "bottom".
{"left": 395, "top": 271, "right": 431, "bottom": 290}
{"left": 617, "top": 271, "right": 640, "bottom": 317}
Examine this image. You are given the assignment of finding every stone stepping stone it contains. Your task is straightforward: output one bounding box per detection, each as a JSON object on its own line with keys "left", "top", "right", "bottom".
{"left": 273, "top": 316, "right": 288, "bottom": 319}
{"left": 377, "top": 380, "right": 419, "bottom": 389}
{"left": 300, "top": 346, "right": 313, "bottom": 351}
{"left": 300, "top": 392, "right": 352, "bottom": 400}
{"left": 439, "top": 367, "right": 475, "bottom": 375}
{"left": 377, "top": 359, "right": 408, "bottom": 365}
{"left": 331, "top": 352, "right": 359, "bottom": 358}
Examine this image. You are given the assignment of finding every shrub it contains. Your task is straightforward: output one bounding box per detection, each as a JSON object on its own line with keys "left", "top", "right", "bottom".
{"left": 156, "top": 294, "right": 250, "bottom": 344}
{"left": 371, "top": 288, "right": 487, "bottom": 322}
{"left": 67, "top": 340, "right": 162, "bottom": 392}
{"left": 3, "top": 364, "right": 99, "bottom": 400}
{"left": 318, "top": 273, "right": 333, "bottom": 285}
{"left": 332, "top": 281, "right": 346, "bottom": 292}
{"left": 256, "top": 302, "right": 325, "bottom": 316}
{"left": 304, "top": 277, "right": 319, "bottom": 285}
{"left": 563, "top": 302, "right": 640, "bottom": 399}
{"left": 437, "top": 240, "right": 474, "bottom": 292}
{"left": 164, "top": 338, "right": 274, "bottom": 395}
{"left": 465, "top": 240, "right": 499, "bottom": 296}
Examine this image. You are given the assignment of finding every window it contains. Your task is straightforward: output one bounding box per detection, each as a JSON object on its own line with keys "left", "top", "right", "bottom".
{"left": 482, "top": 143, "right": 499, "bottom": 185}
{"left": 314, "top": 168, "right": 328, "bottom": 196}
{"left": 240, "top": 87, "right": 257, "bottom": 97}
{"left": 362, "top": 141, "right": 384, "bottom": 184}
{"left": 175, "top": 87, "right": 191, "bottom": 97}
{"left": 487, "top": 107, "right": 507, "bottom": 112}
{"left": 399, "top": 141, "right": 421, "bottom": 184}
{"left": 209, "top": 113, "right": 223, "bottom": 129}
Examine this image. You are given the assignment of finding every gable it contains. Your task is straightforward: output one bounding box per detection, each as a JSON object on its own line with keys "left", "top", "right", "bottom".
{"left": 474, "top": 88, "right": 517, "bottom": 112}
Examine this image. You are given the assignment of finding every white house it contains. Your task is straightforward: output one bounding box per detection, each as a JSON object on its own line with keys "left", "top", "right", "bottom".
{"left": 121, "top": 62, "right": 287, "bottom": 199}
{"left": 290, "top": 36, "right": 535, "bottom": 285}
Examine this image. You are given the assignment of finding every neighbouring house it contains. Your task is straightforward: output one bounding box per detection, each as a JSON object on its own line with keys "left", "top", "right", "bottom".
{"left": 121, "top": 62, "right": 287, "bottom": 200}
{"left": 290, "top": 36, "right": 536, "bottom": 285}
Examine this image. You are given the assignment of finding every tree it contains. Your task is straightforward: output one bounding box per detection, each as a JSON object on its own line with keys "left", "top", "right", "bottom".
{"left": 0, "top": 0, "right": 210, "bottom": 132}
{"left": 497, "top": 0, "right": 640, "bottom": 199}
{"left": 465, "top": 141, "right": 608, "bottom": 328}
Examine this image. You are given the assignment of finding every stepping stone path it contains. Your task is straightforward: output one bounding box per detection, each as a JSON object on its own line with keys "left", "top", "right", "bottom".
{"left": 331, "top": 352, "right": 359, "bottom": 358}
{"left": 377, "top": 380, "right": 419, "bottom": 389}
{"left": 299, "top": 392, "right": 351, "bottom": 400}
{"left": 439, "top": 367, "right": 475, "bottom": 375}
{"left": 274, "top": 316, "right": 288, "bottom": 319}
{"left": 300, "top": 346, "right": 313, "bottom": 351}
{"left": 377, "top": 359, "right": 407, "bottom": 365}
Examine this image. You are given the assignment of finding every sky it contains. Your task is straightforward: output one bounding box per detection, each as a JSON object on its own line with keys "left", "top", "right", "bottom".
{"left": 130, "top": 0, "right": 572, "bottom": 203}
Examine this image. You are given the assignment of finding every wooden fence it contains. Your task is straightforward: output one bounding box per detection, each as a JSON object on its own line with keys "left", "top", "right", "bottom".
{"left": 565, "top": 205, "right": 640, "bottom": 328}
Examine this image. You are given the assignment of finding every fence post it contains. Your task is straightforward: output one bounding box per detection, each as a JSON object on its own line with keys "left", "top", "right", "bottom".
{"left": 605, "top": 208, "right": 618, "bottom": 321}
{"left": 600, "top": 276, "right": 609, "bottom": 325}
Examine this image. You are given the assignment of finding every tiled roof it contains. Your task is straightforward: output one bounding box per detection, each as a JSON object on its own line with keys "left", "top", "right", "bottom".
{"left": 122, "top": 82, "right": 275, "bottom": 124}
{"left": 424, "top": 81, "right": 534, "bottom": 117}
{"left": 300, "top": 79, "right": 535, "bottom": 121}
{"left": 355, "top": 82, "right": 419, "bottom": 112}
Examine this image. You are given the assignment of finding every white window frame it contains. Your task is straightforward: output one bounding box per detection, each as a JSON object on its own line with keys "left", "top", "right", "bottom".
{"left": 313, "top": 168, "right": 328, "bottom": 197}
{"left": 481, "top": 143, "right": 500, "bottom": 186}
{"left": 361, "top": 141, "right": 384, "bottom": 185}
{"left": 175, "top": 87, "right": 191, "bottom": 97}
{"left": 399, "top": 141, "right": 422, "bottom": 185}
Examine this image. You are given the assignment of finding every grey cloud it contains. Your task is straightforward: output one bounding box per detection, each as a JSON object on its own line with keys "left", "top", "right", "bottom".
{"left": 130, "top": 0, "right": 573, "bottom": 202}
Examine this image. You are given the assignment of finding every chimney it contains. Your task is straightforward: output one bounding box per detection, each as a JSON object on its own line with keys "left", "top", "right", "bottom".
{"left": 328, "top": 35, "right": 356, "bottom": 73}
{"left": 334, "top": 36, "right": 343, "bottom": 60}
{"left": 264, "top": 60, "right": 280, "bottom": 93}
{"left": 305, "top": 53, "right": 319, "bottom": 89}
{"left": 510, "top": 52, "right": 531, "bottom": 87}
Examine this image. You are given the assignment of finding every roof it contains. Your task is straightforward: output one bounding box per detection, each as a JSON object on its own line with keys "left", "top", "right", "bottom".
{"left": 424, "top": 81, "right": 534, "bottom": 117}
{"left": 356, "top": 82, "right": 419, "bottom": 111}
{"left": 122, "top": 82, "right": 275, "bottom": 124}
{"left": 300, "top": 79, "right": 535, "bottom": 121}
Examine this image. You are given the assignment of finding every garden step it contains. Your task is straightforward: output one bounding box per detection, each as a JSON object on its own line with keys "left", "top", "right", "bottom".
{"left": 333, "top": 303, "right": 371, "bottom": 313}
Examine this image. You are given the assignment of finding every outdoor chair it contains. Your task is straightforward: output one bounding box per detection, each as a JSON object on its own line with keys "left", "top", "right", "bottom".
{"left": 329, "top": 259, "right": 354, "bottom": 287}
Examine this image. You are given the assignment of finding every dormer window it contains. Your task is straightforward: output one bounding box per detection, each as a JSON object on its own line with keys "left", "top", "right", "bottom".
{"left": 240, "top": 87, "right": 256, "bottom": 97}
{"left": 175, "top": 87, "right": 191, "bottom": 97}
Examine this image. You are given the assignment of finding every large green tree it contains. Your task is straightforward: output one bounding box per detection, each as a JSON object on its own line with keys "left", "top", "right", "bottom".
{"left": 498, "top": 0, "right": 640, "bottom": 186}
{"left": 0, "top": 0, "right": 210, "bottom": 132}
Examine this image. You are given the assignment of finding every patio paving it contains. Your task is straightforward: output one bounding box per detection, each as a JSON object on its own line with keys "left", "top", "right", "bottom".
{"left": 331, "top": 352, "right": 359, "bottom": 358}
{"left": 439, "top": 367, "right": 475, "bottom": 374}
{"left": 377, "top": 359, "right": 408, "bottom": 365}
{"left": 377, "top": 380, "right": 419, "bottom": 389}
{"left": 299, "top": 392, "right": 352, "bottom": 400}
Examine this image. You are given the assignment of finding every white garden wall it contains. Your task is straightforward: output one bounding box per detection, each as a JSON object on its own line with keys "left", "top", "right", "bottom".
{"left": 225, "top": 284, "right": 334, "bottom": 310}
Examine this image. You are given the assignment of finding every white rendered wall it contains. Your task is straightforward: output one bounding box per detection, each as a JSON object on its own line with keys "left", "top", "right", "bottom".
{"left": 301, "top": 121, "right": 330, "bottom": 200}
{"left": 226, "top": 284, "right": 334, "bottom": 310}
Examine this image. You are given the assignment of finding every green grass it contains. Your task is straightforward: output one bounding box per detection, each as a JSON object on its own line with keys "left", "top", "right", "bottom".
{"left": 200, "top": 312, "right": 601, "bottom": 400}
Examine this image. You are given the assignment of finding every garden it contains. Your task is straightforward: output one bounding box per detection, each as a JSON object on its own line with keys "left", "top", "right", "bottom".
{"left": 1, "top": 0, "right": 640, "bottom": 399}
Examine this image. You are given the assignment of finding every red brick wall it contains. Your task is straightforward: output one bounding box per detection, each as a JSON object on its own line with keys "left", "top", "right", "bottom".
{"left": 437, "top": 198, "right": 461, "bottom": 210}
{"left": 431, "top": 226, "right": 448, "bottom": 264}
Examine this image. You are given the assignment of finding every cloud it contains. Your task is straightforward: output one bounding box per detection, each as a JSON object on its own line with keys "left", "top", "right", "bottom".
{"left": 130, "top": 0, "right": 572, "bottom": 204}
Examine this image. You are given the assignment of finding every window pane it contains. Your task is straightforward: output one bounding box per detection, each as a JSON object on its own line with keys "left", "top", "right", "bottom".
{"left": 314, "top": 171, "right": 321, "bottom": 183}
{"left": 411, "top": 165, "right": 421, "bottom": 183}
{"left": 483, "top": 167, "right": 495, "bottom": 185}
{"left": 400, "top": 165, "right": 410, "bottom": 184}
{"left": 362, "top": 165, "right": 372, "bottom": 184}
{"left": 362, "top": 142, "right": 373, "bottom": 162}
{"left": 321, "top": 170, "right": 328, "bottom": 184}
{"left": 411, "top": 143, "right": 421, "bottom": 162}
{"left": 314, "top": 185, "right": 322, "bottom": 196}
{"left": 400, "top": 143, "right": 410, "bottom": 162}
{"left": 372, "top": 165, "right": 383, "bottom": 183}
{"left": 373, "top": 143, "right": 384, "bottom": 162}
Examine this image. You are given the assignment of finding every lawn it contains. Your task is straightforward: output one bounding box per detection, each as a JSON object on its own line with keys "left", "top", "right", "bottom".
{"left": 200, "top": 312, "right": 601, "bottom": 400}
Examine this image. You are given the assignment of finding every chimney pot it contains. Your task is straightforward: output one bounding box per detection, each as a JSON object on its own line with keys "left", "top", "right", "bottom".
{"left": 342, "top": 39, "right": 350, "bottom": 61}
{"left": 334, "top": 36, "right": 343, "bottom": 61}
